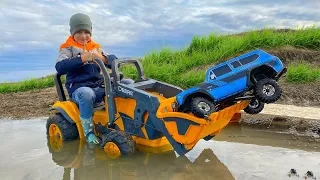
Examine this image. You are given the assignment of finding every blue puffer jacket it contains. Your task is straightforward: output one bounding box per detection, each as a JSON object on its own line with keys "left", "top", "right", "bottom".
{"left": 55, "top": 47, "right": 117, "bottom": 97}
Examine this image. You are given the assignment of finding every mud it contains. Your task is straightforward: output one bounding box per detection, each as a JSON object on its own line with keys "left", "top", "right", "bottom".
{"left": 240, "top": 113, "right": 320, "bottom": 139}
{"left": 0, "top": 87, "right": 59, "bottom": 119}
{"left": 275, "top": 79, "right": 320, "bottom": 108}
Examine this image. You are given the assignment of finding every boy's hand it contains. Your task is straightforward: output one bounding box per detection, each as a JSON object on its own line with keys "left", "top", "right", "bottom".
{"left": 81, "top": 43, "right": 93, "bottom": 63}
{"left": 92, "top": 48, "right": 107, "bottom": 64}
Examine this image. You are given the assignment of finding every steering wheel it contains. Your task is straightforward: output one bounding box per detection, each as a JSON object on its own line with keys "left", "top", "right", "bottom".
{"left": 111, "top": 58, "right": 145, "bottom": 85}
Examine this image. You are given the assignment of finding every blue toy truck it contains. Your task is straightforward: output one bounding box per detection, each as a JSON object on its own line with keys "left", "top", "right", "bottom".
{"left": 175, "top": 49, "right": 287, "bottom": 118}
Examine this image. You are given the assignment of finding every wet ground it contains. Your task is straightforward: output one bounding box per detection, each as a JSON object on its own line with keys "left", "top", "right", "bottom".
{"left": 0, "top": 118, "right": 320, "bottom": 180}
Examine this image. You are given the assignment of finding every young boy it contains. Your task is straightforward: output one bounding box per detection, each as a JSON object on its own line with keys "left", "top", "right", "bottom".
{"left": 55, "top": 13, "right": 133, "bottom": 144}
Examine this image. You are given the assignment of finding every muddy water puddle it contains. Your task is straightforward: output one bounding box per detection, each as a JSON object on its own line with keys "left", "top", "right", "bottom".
{"left": 0, "top": 118, "right": 319, "bottom": 180}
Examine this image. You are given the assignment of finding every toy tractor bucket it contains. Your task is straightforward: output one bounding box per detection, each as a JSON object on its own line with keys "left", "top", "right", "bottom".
{"left": 154, "top": 97, "right": 249, "bottom": 154}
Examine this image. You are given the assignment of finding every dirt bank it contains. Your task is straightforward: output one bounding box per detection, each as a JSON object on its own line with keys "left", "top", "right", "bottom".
{"left": 274, "top": 79, "right": 320, "bottom": 107}
{"left": 264, "top": 46, "right": 320, "bottom": 66}
{"left": 0, "top": 46, "right": 319, "bottom": 119}
{"left": 0, "top": 87, "right": 59, "bottom": 119}
{"left": 240, "top": 113, "right": 320, "bottom": 139}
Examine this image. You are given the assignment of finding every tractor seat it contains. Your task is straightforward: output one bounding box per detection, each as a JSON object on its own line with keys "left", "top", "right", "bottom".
{"left": 68, "top": 98, "right": 105, "bottom": 112}
{"left": 54, "top": 72, "right": 106, "bottom": 112}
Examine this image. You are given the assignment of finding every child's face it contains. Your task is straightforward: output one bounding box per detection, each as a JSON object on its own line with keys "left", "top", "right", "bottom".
{"left": 73, "top": 30, "right": 91, "bottom": 45}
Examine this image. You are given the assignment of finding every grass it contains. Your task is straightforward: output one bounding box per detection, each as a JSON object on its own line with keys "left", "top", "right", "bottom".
{"left": 1, "top": 26, "right": 320, "bottom": 93}
{"left": 0, "top": 75, "right": 66, "bottom": 93}
{"left": 286, "top": 62, "right": 320, "bottom": 83}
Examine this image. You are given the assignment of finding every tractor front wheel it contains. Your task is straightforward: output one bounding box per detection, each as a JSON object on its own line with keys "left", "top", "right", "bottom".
{"left": 100, "top": 130, "right": 136, "bottom": 158}
{"left": 46, "top": 113, "right": 79, "bottom": 141}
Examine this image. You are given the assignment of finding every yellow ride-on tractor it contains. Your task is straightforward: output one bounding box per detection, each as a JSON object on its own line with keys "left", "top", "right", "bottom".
{"left": 47, "top": 57, "right": 249, "bottom": 157}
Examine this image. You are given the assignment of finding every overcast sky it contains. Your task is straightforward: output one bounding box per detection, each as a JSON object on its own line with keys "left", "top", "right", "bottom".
{"left": 0, "top": 0, "right": 319, "bottom": 82}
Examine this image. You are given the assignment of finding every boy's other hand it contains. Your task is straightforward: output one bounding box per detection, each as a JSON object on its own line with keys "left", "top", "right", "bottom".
{"left": 92, "top": 48, "right": 107, "bottom": 63}
{"left": 81, "top": 43, "right": 93, "bottom": 63}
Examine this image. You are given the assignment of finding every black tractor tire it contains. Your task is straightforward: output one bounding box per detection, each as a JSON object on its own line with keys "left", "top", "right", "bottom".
{"left": 243, "top": 98, "right": 265, "bottom": 114}
{"left": 46, "top": 113, "right": 79, "bottom": 141}
{"left": 255, "top": 78, "right": 282, "bottom": 103}
{"left": 190, "top": 97, "right": 216, "bottom": 118}
{"left": 100, "top": 130, "right": 136, "bottom": 156}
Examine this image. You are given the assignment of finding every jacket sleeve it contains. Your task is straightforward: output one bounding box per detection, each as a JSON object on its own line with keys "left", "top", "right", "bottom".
{"left": 105, "top": 54, "right": 119, "bottom": 69}
{"left": 55, "top": 47, "right": 83, "bottom": 74}
{"left": 100, "top": 48, "right": 108, "bottom": 65}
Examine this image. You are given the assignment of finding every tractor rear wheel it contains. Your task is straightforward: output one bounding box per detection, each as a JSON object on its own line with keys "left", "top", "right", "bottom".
{"left": 46, "top": 113, "right": 79, "bottom": 141}
{"left": 100, "top": 130, "right": 136, "bottom": 158}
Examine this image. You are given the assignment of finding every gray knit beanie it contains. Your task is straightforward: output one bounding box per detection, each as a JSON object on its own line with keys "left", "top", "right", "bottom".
{"left": 69, "top": 13, "right": 92, "bottom": 36}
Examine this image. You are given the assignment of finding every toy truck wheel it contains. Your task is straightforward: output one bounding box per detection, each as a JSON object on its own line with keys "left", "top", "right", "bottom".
{"left": 46, "top": 113, "right": 79, "bottom": 141}
{"left": 255, "top": 78, "right": 282, "bottom": 103}
{"left": 243, "top": 98, "right": 265, "bottom": 114}
{"left": 100, "top": 130, "right": 136, "bottom": 158}
{"left": 190, "top": 97, "right": 216, "bottom": 118}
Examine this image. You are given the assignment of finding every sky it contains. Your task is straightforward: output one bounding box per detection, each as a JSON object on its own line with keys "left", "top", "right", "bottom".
{"left": 0, "top": 0, "right": 320, "bottom": 82}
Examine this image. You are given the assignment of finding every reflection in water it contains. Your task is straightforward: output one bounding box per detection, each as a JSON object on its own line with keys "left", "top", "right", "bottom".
{"left": 1, "top": 120, "right": 320, "bottom": 180}
{"left": 47, "top": 137, "right": 235, "bottom": 180}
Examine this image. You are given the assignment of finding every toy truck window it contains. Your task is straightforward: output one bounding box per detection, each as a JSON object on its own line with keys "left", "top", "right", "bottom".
{"left": 212, "top": 64, "right": 232, "bottom": 77}
{"left": 238, "top": 54, "right": 259, "bottom": 65}
{"left": 231, "top": 61, "right": 241, "bottom": 68}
